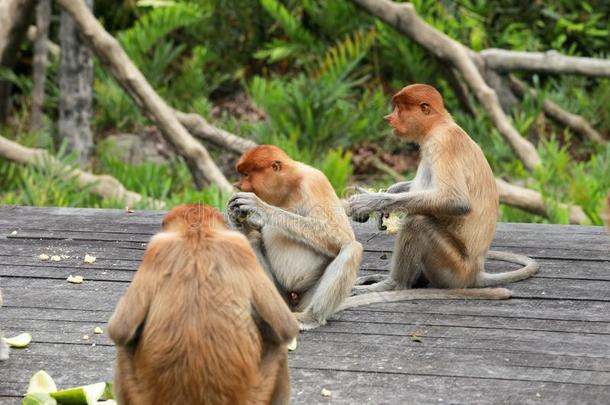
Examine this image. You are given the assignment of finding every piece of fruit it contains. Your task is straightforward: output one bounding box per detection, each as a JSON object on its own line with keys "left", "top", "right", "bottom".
{"left": 50, "top": 382, "right": 106, "bottom": 405}
{"left": 102, "top": 382, "right": 114, "bottom": 400}
{"left": 50, "top": 255, "right": 61, "bottom": 262}
{"left": 26, "top": 370, "right": 57, "bottom": 394}
{"left": 4, "top": 332, "right": 32, "bottom": 348}
{"left": 38, "top": 254, "right": 50, "bottom": 261}
{"left": 287, "top": 337, "right": 297, "bottom": 351}
{"left": 22, "top": 393, "right": 57, "bottom": 405}
{"left": 93, "top": 327, "right": 103, "bottom": 335}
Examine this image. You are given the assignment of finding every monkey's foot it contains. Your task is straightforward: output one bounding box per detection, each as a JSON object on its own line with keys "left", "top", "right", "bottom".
{"left": 352, "top": 278, "right": 397, "bottom": 295}
{"left": 298, "top": 321, "right": 323, "bottom": 331}
{"left": 354, "top": 274, "right": 387, "bottom": 286}
{"left": 294, "top": 310, "right": 324, "bottom": 331}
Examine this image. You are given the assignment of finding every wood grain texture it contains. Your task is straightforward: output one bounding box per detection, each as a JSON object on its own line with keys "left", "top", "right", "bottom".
{"left": 0, "top": 206, "right": 609, "bottom": 404}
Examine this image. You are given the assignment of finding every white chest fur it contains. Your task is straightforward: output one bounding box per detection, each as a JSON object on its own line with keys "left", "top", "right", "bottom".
{"left": 262, "top": 226, "right": 329, "bottom": 292}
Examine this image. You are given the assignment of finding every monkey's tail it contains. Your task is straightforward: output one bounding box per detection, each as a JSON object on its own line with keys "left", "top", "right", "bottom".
{"left": 338, "top": 287, "right": 511, "bottom": 311}
{"left": 476, "top": 250, "right": 539, "bottom": 287}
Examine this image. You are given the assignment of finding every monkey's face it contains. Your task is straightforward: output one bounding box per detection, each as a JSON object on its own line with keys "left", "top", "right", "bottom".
{"left": 235, "top": 164, "right": 285, "bottom": 205}
{"left": 384, "top": 102, "right": 429, "bottom": 141}
{"left": 386, "top": 84, "right": 446, "bottom": 142}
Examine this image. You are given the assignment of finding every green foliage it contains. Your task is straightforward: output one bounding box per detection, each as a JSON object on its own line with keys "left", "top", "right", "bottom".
{"left": 2, "top": 0, "right": 608, "bottom": 225}
{"left": 93, "top": 1, "right": 224, "bottom": 130}
{"left": 319, "top": 148, "right": 353, "bottom": 195}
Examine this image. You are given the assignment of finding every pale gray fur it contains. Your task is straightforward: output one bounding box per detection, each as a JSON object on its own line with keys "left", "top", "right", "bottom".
{"left": 476, "top": 250, "right": 539, "bottom": 287}
{"left": 340, "top": 287, "right": 511, "bottom": 311}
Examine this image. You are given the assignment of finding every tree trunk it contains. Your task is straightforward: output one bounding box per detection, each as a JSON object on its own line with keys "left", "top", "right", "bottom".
{"left": 0, "top": 0, "right": 36, "bottom": 122}
{"left": 56, "top": 0, "right": 233, "bottom": 192}
{"left": 30, "top": 0, "right": 52, "bottom": 131}
{"left": 59, "top": 0, "right": 94, "bottom": 166}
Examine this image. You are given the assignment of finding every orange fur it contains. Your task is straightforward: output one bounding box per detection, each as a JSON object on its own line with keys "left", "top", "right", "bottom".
{"left": 108, "top": 204, "right": 298, "bottom": 405}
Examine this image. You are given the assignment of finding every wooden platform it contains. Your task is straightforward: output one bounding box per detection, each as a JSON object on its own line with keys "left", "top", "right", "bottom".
{"left": 0, "top": 206, "right": 609, "bottom": 404}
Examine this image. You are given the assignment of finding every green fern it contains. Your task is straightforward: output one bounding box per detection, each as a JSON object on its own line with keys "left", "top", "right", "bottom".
{"left": 258, "top": 0, "right": 316, "bottom": 47}
{"left": 309, "top": 29, "right": 375, "bottom": 82}
{"left": 119, "top": 2, "right": 207, "bottom": 65}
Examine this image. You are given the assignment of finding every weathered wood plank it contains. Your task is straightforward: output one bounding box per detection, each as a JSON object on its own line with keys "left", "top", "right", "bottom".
{"left": 1, "top": 206, "right": 609, "bottom": 404}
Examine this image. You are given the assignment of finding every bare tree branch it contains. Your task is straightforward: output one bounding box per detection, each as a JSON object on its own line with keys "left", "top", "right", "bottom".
{"left": 509, "top": 77, "right": 605, "bottom": 144}
{"left": 0, "top": 134, "right": 163, "bottom": 208}
{"left": 30, "top": 0, "right": 51, "bottom": 131}
{"left": 56, "top": 0, "right": 233, "bottom": 192}
{"left": 481, "top": 49, "right": 610, "bottom": 78}
{"left": 27, "top": 26, "right": 61, "bottom": 58}
{"left": 496, "top": 178, "right": 587, "bottom": 225}
{"left": 0, "top": 0, "right": 36, "bottom": 122}
{"left": 175, "top": 110, "right": 257, "bottom": 155}
{"left": 350, "top": 0, "right": 541, "bottom": 171}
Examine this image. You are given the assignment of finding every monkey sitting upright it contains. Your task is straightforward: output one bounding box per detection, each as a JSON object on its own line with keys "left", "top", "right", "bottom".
{"left": 346, "top": 83, "right": 538, "bottom": 298}
{"left": 227, "top": 145, "right": 364, "bottom": 330}
{"left": 108, "top": 204, "right": 298, "bottom": 405}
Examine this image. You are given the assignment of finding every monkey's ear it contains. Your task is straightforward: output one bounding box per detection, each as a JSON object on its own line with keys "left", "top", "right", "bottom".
{"left": 420, "top": 102, "right": 431, "bottom": 115}
{"left": 272, "top": 160, "right": 282, "bottom": 172}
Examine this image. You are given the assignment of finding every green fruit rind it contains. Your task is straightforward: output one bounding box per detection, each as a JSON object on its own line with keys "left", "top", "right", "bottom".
{"left": 22, "top": 392, "right": 57, "bottom": 405}
{"left": 49, "top": 382, "right": 106, "bottom": 405}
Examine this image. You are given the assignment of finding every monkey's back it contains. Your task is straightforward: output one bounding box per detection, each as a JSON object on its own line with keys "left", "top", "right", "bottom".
{"left": 452, "top": 126, "right": 499, "bottom": 258}
{"left": 131, "top": 238, "right": 269, "bottom": 405}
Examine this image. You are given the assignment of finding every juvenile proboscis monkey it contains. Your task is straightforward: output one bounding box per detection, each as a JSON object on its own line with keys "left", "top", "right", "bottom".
{"left": 0, "top": 290, "right": 8, "bottom": 361}
{"left": 227, "top": 145, "right": 363, "bottom": 330}
{"left": 344, "top": 83, "right": 537, "bottom": 305}
{"left": 108, "top": 204, "right": 298, "bottom": 405}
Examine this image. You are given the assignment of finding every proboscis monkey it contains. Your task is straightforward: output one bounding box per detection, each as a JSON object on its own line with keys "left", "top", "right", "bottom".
{"left": 108, "top": 204, "right": 298, "bottom": 405}
{"left": 227, "top": 145, "right": 363, "bottom": 330}
{"left": 345, "top": 83, "right": 537, "bottom": 303}
{"left": 0, "top": 290, "right": 8, "bottom": 361}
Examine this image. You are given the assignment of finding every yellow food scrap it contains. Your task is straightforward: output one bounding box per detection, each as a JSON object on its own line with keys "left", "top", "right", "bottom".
{"left": 67, "top": 275, "right": 84, "bottom": 284}
{"left": 94, "top": 327, "right": 103, "bottom": 335}
{"left": 384, "top": 214, "right": 402, "bottom": 235}
{"left": 38, "top": 254, "right": 50, "bottom": 261}
{"left": 50, "top": 255, "right": 61, "bottom": 262}
{"left": 287, "top": 337, "right": 297, "bottom": 351}
{"left": 83, "top": 254, "right": 96, "bottom": 264}
{"left": 320, "top": 388, "right": 332, "bottom": 397}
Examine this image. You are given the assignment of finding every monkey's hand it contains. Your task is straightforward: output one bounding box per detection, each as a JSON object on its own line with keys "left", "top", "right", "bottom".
{"left": 227, "top": 192, "right": 271, "bottom": 230}
{"left": 347, "top": 192, "right": 395, "bottom": 223}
